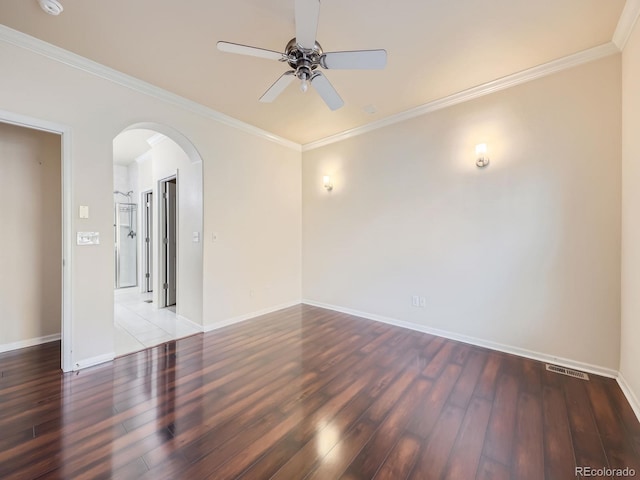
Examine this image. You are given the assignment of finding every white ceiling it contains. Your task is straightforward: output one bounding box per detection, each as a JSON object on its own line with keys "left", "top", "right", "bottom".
{"left": 113, "top": 129, "right": 156, "bottom": 165}
{"left": 0, "top": 0, "right": 628, "bottom": 144}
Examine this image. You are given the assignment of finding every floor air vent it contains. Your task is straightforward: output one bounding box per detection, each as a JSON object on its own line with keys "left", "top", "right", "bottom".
{"left": 545, "top": 364, "right": 589, "bottom": 380}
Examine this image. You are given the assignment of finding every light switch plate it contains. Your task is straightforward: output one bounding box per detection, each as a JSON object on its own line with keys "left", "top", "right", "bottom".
{"left": 77, "top": 232, "right": 100, "bottom": 245}
{"left": 79, "top": 205, "right": 89, "bottom": 219}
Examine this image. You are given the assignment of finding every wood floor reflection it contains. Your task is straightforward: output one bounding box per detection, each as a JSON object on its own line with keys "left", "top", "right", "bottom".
{"left": 1, "top": 304, "right": 639, "bottom": 479}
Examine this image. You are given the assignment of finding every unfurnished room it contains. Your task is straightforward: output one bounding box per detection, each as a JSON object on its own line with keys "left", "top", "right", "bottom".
{"left": 1, "top": 0, "right": 640, "bottom": 478}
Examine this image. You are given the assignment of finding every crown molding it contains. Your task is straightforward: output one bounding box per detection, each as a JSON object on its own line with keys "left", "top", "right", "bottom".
{"left": 0, "top": 24, "right": 301, "bottom": 152}
{"left": 613, "top": 0, "right": 640, "bottom": 50}
{"left": 0, "top": 24, "right": 624, "bottom": 155}
{"left": 302, "top": 42, "right": 619, "bottom": 151}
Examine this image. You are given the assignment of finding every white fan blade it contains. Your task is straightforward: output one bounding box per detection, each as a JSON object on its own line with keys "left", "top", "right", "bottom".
{"left": 311, "top": 72, "right": 344, "bottom": 110}
{"left": 322, "top": 50, "right": 387, "bottom": 70}
{"left": 217, "top": 41, "right": 285, "bottom": 61}
{"left": 295, "top": 0, "right": 320, "bottom": 50}
{"left": 260, "top": 71, "right": 296, "bottom": 103}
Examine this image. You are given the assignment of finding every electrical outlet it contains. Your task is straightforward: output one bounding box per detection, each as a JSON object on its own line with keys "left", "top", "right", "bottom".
{"left": 412, "top": 295, "right": 420, "bottom": 307}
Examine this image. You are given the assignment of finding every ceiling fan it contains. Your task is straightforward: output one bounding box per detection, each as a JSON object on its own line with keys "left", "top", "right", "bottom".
{"left": 217, "top": 0, "right": 387, "bottom": 111}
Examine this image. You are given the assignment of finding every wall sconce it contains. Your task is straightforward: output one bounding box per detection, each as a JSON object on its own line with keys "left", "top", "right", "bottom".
{"left": 475, "top": 143, "right": 489, "bottom": 168}
{"left": 323, "top": 175, "right": 333, "bottom": 191}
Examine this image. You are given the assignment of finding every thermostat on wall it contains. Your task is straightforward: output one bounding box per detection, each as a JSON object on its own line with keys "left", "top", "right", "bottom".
{"left": 77, "top": 232, "right": 100, "bottom": 245}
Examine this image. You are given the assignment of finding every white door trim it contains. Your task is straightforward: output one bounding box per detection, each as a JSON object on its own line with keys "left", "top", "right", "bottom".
{"left": 158, "top": 173, "right": 178, "bottom": 308}
{"left": 141, "top": 189, "right": 153, "bottom": 293}
{"left": 0, "top": 109, "right": 73, "bottom": 372}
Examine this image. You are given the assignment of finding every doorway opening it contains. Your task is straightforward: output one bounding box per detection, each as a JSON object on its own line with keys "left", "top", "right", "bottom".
{"left": 114, "top": 191, "right": 138, "bottom": 289}
{"left": 112, "top": 125, "right": 203, "bottom": 357}
{"left": 0, "top": 111, "right": 72, "bottom": 372}
{"left": 160, "top": 176, "right": 177, "bottom": 309}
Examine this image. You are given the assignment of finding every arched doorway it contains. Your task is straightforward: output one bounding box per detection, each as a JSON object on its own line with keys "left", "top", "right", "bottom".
{"left": 112, "top": 123, "right": 203, "bottom": 356}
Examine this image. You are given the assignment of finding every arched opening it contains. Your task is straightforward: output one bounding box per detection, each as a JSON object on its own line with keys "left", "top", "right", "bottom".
{"left": 112, "top": 123, "right": 203, "bottom": 356}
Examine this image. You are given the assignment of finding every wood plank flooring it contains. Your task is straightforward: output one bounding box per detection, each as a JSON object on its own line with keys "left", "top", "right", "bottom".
{"left": 1, "top": 304, "right": 639, "bottom": 479}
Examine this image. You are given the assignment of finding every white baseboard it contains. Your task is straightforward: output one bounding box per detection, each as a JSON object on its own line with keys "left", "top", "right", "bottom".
{"left": 617, "top": 372, "right": 640, "bottom": 423}
{"left": 302, "top": 299, "right": 619, "bottom": 379}
{"left": 203, "top": 300, "right": 301, "bottom": 333}
{"left": 69, "top": 302, "right": 299, "bottom": 370}
{"left": 72, "top": 352, "right": 115, "bottom": 371}
{"left": 0, "top": 333, "right": 61, "bottom": 354}
{"left": 176, "top": 314, "right": 205, "bottom": 332}
{"left": 0, "top": 336, "right": 115, "bottom": 372}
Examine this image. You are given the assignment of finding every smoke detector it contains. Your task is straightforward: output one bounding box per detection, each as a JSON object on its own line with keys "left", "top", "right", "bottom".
{"left": 38, "top": 0, "right": 63, "bottom": 15}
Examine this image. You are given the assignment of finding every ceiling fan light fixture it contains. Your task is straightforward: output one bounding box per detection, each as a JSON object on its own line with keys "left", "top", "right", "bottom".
{"left": 37, "top": 0, "right": 63, "bottom": 15}
{"left": 297, "top": 65, "right": 312, "bottom": 93}
{"left": 217, "top": 0, "right": 387, "bottom": 110}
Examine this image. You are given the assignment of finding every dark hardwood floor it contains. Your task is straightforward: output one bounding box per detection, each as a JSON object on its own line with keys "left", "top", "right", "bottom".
{"left": 1, "top": 304, "right": 639, "bottom": 479}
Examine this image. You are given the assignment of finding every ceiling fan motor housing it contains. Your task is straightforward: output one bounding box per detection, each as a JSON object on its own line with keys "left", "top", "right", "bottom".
{"left": 286, "top": 37, "right": 323, "bottom": 77}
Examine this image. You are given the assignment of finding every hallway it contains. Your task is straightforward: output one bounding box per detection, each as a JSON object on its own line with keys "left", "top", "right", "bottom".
{"left": 114, "top": 288, "right": 200, "bottom": 356}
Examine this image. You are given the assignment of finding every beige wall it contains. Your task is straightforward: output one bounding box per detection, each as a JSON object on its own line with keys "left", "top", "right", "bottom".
{"left": 0, "top": 40, "right": 302, "bottom": 366}
{"left": 0, "top": 28, "right": 630, "bottom": 381}
{"left": 303, "top": 55, "right": 622, "bottom": 370}
{"left": 0, "top": 123, "right": 61, "bottom": 347}
{"left": 201, "top": 131, "right": 302, "bottom": 325}
{"left": 621, "top": 18, "right": 640, "bottom": 408}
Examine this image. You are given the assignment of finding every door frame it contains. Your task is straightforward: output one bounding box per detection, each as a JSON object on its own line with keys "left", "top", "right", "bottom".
{"left": 0, "top": 109, "right": 73, "bottom": 372}
{"left": 158, "top": 173, "right": 178, "bottom": 308}
{"left": 141, "top": 190, "right": 153, "bottom": 293}
{"left": 114, "top": 202, "right": 138, "bottom": 289}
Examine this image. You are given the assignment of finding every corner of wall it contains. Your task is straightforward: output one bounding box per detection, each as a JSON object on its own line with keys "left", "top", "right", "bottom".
{"left": 618, "top": 372, "right": 640, "bottom": 422}
{"left": 620, "top": 0, "right": 640, "bottom": 424}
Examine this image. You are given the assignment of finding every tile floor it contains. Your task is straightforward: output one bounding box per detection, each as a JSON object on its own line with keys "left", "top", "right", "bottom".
{"left": 114, "top": 288, "right": 201, "bottom": 357}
